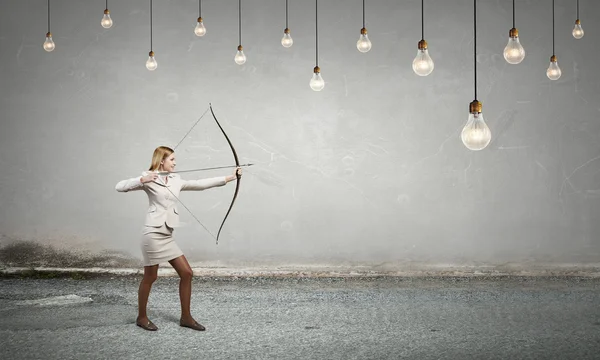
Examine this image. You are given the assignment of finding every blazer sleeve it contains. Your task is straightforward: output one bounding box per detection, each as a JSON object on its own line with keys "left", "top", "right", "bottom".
{"left": 180, "top": 176, "right": 228, "bottom": 191}
{"left": 115, "top": 175, "right": 145, "bottom": 192}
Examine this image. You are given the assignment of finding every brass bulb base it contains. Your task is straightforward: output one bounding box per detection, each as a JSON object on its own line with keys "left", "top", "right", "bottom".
{"left": 46, "top": 32, "right": 52, "bottom": 37}
{"left": 237, "top": 45, "right": 243, "bottom": 51}
{"left": 360, "top": 27, "right": 367, "bottom": 35}
{"left": 509, "top": 27, "right": 519, "bottom": 38}
{"left": 575, "top": 19, "right": 581, "bottom": 25}
{"left": 313, "top": 66, "right": 320, "bottom": 73}
{"left": 149, "top": 50, "right": 155, "bottom": 57}
{"left": 469, "top": 100, "right": 482, "bottom": 114}
{"left": 197, "top": 17, "right": 203, "bottom": 22}
{"left": 104, "top": 9, "right": 110, "bottom": 14}
{"left": 550, "top": 55, "right": 557, "bottom": 62}
{"left": 417, "top": 39, "right": 428, "bottom": 50}
{"left": 284, "top": 28, "right": 290, "bottom": 34}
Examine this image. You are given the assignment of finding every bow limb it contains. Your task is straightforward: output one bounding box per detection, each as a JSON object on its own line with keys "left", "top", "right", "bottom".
{"left": 209, "top": 103, "right": 241, "bottom": 245}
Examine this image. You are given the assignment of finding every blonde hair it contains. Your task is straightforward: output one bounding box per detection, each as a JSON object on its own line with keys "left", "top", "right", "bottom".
{"left": 148, "top": 146, "right": 174, "bottom": 171}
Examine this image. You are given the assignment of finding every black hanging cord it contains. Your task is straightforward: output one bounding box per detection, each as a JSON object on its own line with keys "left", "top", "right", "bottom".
{"left": 421, "top": 0, "right": 424, "bottom": 40}
{"left": 239, "top": 0, "right": 242, "bottom": 45}
{"left": 47, "top": 0, "right": 50, "bottom": 33}
{"left": 286, "top": 0, "right": 288, "bottom": 28}
{"left": 362, "top": 0, "right": 365, "bottom": 28}
{"left": 106, "top": 0, "right": 108, "bottom": 10}
{"left": 199, "top": 0, "right": 202, "bottom": 17}
{"left": 474, "top": 0, "right": 477, "bottom": 100}
{"left": 577, "top": 0, "right": 579, "bottom": 19}
{"left": 315, "top": 0, "right": 318, "bottom": 66}
{"left": 512, "top": 0, "right": 515, "bottom": 29}
{"left": 552, "top": 0, "right": 555, "bottom": 55}
{"left": 150, "top": 0, "right": 153, "bottom": 51}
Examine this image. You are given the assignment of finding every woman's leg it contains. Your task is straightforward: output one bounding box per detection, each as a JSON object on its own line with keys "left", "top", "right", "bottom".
{"left": 137, "top": 264, "right": 159, "bottom": 329}
{"left": 169, "top": 255, "right": 204, "bottom": 330}
{"left": 169, "top": 255, "right": 194, "bottom": 319}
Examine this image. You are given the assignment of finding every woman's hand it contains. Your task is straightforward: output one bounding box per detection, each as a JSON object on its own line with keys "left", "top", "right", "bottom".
{"left": 226, "top": 167, "right": 242, "bottom": 183}
{"left": 140, "top": 172, "right": 158, "bottom": 184}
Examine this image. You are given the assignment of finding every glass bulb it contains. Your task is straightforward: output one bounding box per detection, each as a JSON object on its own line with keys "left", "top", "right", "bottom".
{"left": 503, "top": 36, "right": 525, "bottom": 64}
{"left": 357, "top": 32, "right": 372, "bottom": 53}
{"left": 461, "top": 112, "right": 491, "bottom": 151}
{"left": 194, "top": 20, "right": 206, "bottom": 36}
{"left": 281, "top": 29, "right": 293, "bottom": 48}
{"left": 412, "top": 48, "right": 434, "bottom": 76}
{"left": 546, "top": 59, "right": 561, "bottom": 80}
{"left": 310, "top": 70, "right": 325, "bottom": 91}
{"left": 43, "top": 33, "right": 55, "bottom": 52}
{"left": 101, "top": 12, "right": 113, "bottom": 29}
{"left": 146, "top": 53, "right": 157, "bottom": 71}
{"left": 235, "top": 49, "right": 246, "bottom": 65}
{"left": 572, "top": 21, "right": 584, "bottom": 39}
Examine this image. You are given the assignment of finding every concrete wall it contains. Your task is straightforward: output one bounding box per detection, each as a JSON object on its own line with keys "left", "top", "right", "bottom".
{"left": 1, "top": 0, "right": 599, "bottom": 269}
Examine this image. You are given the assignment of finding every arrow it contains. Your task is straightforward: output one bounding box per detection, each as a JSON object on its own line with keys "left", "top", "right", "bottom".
{"left": 157, "top": 163, "right": 253, "bottom": 176}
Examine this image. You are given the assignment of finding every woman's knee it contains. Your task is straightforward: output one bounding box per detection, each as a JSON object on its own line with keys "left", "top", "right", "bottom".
{"left": 144, "top": 273, "right": 158, "bottom": 283}
{"left": 180, "top": 267, "right": 193, "bottom": 281}
{"left": 143, "top": 265, "right": 158, "bottom": 283}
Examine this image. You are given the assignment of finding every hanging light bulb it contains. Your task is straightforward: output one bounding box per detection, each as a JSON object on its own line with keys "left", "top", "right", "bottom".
{"left": 357, "top": 1, "right": 371, "bottom": 53}
{"left": 357, "top": 28, "right": 372, "bottom": 53}
{"left": 235, "top": 45, "right": 246, "bottom": 65}
{"left": 412, "top": 40, "right": 434, "bottom": 76}
{"left": 462, "top": 0, "right": 491, "bottom": 151}
{"left": 572, "top": 0, "right": 584, "bottom": 39}
{"left": 282, "top": 28, "right": 293, "bottom": 47}
{"left": 572, "top": 19, "right": 584, "bottom": 39}
{"left": 461, "top": 101, "right": 491, "bottom": 151}
{"left": 546, "top": 55, "right": 561, "bottom": 80}
{"left": 194, "top": 17, "right": 206, "bottom": 36}
{"left": 43, "top": 32, "right": 55, "bottom": 52}
{"left": 281, "top": 0, "right": 292, "bottom": 48}
{"left": 310, "top": 66, "right": 325, "bottom": 91}
{"left": 413, "top": 1, "right": 433, "bottom": 75}
{"left": 146, "top": 51, "right": 157, "bottom": 71}
{"left": 101, "top": 9, "right": 113, "bottom": 28}
{"left": 44, "top": 1, "right": 54, "bottom": 52}
{"left": 504, "top": 28, "right": 525, "bottom": 64}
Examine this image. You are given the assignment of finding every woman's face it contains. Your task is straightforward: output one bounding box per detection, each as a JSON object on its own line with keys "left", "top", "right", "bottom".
{"left": 160, "top": 153, "right": 176, "bottom": 172}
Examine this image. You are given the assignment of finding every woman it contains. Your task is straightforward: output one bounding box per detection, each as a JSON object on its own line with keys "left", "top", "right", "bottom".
{"left": 115, "top": 145, "right": 241, "bottom": 331}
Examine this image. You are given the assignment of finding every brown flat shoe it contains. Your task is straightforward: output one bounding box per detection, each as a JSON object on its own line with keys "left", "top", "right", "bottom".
{"left": 180, "top": 319, "right": 206, "bottom": 331}
{"left": 136, "top": 319, "right": 158, "bottom": 331}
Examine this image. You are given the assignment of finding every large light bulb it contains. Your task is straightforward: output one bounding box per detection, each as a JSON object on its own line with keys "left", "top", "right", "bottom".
{"left": 234, "top": 45, "right": 246, "bottom": 65}
{"left": 146, "top": 51, "right": 157, "bottom": 71}
{"left": 546, "top": 55, "right": 561, "bottom": 80}
{"left": 412, "top": 40, "right": 434, "bottom": 76}
{"left": 357, "top": 28, "right": 372, "bottom": 53}
{"left": 572, "top": 19, "right": 584, "bottom": 39}
{"left": 43, "top": 32, "right": 55, "bottom": 52}
{"left": 503, "top": 28, "right": 525, "bottom": 64}
{"left": 310, "top": 66, "right": 325, "bottom": 91}
{"left": 194, "top": 17, "right": 206, "bottom": 36}
{"left": 461, "top": 101, "right": 491, "bottom": 151}
{"left": 101, "top": 9, "right": 113, "bottom": 29}
{"left": 281, "top": 28, "right": 293, "bottom": 48}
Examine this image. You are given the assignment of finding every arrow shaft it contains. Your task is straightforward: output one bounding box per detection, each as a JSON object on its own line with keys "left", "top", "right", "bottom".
{"left": 158, "top": 163, "right": 253, "bottom": 175}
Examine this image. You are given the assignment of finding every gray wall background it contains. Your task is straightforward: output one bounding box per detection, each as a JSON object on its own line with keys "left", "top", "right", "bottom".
{"left": 1, "top": 0, "right": 599, "bottom": 268}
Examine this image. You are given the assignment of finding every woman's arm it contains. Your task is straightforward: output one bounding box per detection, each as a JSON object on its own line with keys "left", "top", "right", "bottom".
{"left": 115, "top": 172, "right": 156, "bottom": 192}
{"left": 115, "top": 177, "right": 144, "bottom": 192}
{"left": 180, "top": 176, "right": 229, "bottom": 191}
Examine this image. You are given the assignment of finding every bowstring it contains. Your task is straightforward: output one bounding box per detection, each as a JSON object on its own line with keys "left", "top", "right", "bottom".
{"left": 155, "top": 174, "right": 217, "bottom": 241}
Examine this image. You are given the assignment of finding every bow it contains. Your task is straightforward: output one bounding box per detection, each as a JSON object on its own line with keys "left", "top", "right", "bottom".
{"left": 160, "top": 103, "right": 242, "bottom": 245}
{"left": 209, "top": 103, "right": 241, "bottom": 244}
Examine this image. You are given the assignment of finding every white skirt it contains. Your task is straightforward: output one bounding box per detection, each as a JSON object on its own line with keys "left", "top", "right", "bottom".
{"left": 140, "top": 223, "right": 184, "bottom": 266}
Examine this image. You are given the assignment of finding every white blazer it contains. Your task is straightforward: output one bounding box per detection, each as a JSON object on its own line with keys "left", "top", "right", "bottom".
{"left": 115, "top": 171, "right": 227, "bottom": 228}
